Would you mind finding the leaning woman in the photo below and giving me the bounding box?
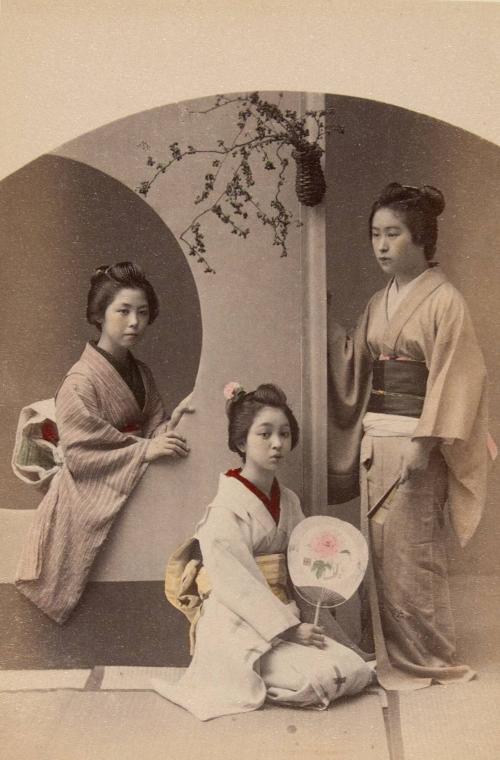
[15,262,193,623]
[153,383,373,721]
[328,184,490,689]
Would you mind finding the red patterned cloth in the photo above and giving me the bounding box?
[225,468,281,525]
[41,420,59,445]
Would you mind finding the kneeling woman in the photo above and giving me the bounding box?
[16,262,193,623]
[153,383,373,721]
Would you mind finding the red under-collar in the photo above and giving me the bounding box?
[225,468,281,525]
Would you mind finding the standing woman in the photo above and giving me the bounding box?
[328,184,490,689]
[16,261,194,624]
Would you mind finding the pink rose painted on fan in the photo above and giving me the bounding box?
[310,531,340,558]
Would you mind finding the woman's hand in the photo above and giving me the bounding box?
[166,392,195,432]
[399,438,437,483]
[144,431,190,462]
[281,623,326,649]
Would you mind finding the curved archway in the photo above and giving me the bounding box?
[0,153,202,511]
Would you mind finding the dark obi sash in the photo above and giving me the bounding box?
[367,359,428,418]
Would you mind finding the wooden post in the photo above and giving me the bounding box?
[300,92,328,515]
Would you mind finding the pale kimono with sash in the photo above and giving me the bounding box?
[15,343,167,623]
[328,267,489,689]
[153,474,372,721]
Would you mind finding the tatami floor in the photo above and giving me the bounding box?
[2,575,499,760]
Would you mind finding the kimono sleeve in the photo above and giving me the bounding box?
[414,288,489,545]
[56,374,150,527]
[415,288,487,441]
[327,300,373,502]
[197,507,300,643]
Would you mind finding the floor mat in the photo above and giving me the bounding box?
[2,687,389,760]
[398,671,500,760]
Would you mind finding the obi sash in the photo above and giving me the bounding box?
[196,553,289,605]
[367,359,428,418]
[164,537,290,653]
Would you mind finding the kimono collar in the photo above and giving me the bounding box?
[206,473,282,534]
[225,468,281,525]
[89,342,146,411]
[381,267,448,356]
[61,343,148,416]
[90,341,134,371]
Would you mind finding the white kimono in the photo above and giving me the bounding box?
[153,474,372,721]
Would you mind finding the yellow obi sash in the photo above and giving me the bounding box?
[164,537,290,653]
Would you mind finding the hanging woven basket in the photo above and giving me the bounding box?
[292,144,326,207]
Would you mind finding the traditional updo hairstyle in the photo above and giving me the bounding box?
[86,261,159,330]
[226,383,300,461]
[368,183,446,261]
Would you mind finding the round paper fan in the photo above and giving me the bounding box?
[287,516,368,623]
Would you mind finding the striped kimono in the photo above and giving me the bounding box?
[15,343,167,623]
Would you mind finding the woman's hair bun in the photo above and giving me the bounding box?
[90,264,110,284]
[377,182,404,203]
[223,383,289,418]
[378,182,444,217]
[420,186,445,216]
[383,182,403,196]
[252,383,288,406]
[89,261,148,286]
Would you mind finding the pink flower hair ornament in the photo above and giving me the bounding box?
[223,382,245,402]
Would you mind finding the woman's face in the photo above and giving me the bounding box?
[99,288,150,356]
[371,207,426,281]
[240,406,292,474]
